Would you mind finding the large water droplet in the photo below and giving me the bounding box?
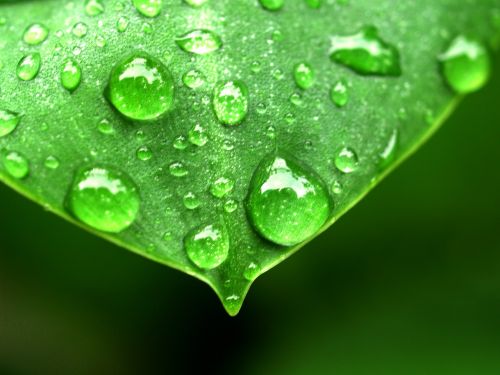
[61,58,82,92]
[133,0,162,17]
[0,109,21,138]
[213,81,249,126]
[293,62,315,89]
[184,223,229,270]
[334,147,358,173]
[246,155,331,246]
[329,26,401,76]
[2,151,29,179]
[176,29,222,55]
[106,53,174,121]
[23,23,48,45]
[17,53,41,81]
[439,35,490,94]
[259,0,284,11]
[67,167,140,233]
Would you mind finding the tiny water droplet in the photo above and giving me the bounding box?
[331,180,342,194]
[439,35,490,94]
[67,167,140,233]
[213,81,249,126]
[256,102,267,114]
[0,109,21,138]
[135,130,146,142]
[259,0,284,11]
[136,145,152,161]
[182,69,205,89]
[210,177,234,198]
[183,192,200,210]
[133,0,162,17]
[72,22,88,38]
[330,79,349,107]
[378,129,398,170]
[188,124,208,146]
[222,140,234,151]
[117,16,129,32]
[246,155,331,246]
[173,135,188,150]
[23,23,48,45]
[272,68,284,80]
[176,29,222,55]
[184,223,229,270]
[289,92,303,106]
[330,26,401,76]
[96,35,107,48]
[97,119,115,134]
[224,199,238,213]
[169,161,188,177]
[250,61,262,73]
[17,53,41,81]
[44,155,60,170]
[184,0,208,7]
[61,58,82,92]
[334,147,358,173]
[2,151,29,179]
[243,262,261,281]
[293,62,315,89]
[106,52,174,120]
[85,0,104,16]
[284,112,296,124]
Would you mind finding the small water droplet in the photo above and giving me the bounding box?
[72,22,88,38]
[259,0,284,11]
[136,145,152,161]
[246,155,331,246]
[67,167,140,233]
[272,68,284,80]
[188,123,208,147]
[184,223,229,270]
[224,199,238,213]
[243,262,261,281]
[334,147,358,173]
[23,23,48,45]
[0,109,21,138]
[439,35,490,94]
[331,180,342,194]
[85,0,104,16]
[222,140,234,151]
[173,135,189,150]
[97,119,115,134]
[184,0,208,7]
[304,0,321,9]
[182,69,205,89]
[133,0,162,17]
[106,52,174,120]
[330,79,349,107]
[61,58,82,92]
[210,177,234,198]
[117,16,129,32]
[183,191,201,210]
[2,151,29,179]
[250,61,262,73]
[256,102,267,114]
[17,53,41,81]
[293,62,315,89]
[330,26,401,76]
[176,29,222,55]
[289,92,303,106]
[169,161,188,177]
[44,155,60,170]
[96,35,107,48]
[378,129,398,170]
[213,81,249,126]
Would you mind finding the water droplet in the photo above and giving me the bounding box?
[135,130,146,142]
[182,69,205,89]
[224,199,238,213]
[289,92,303,106]
[330,79,349,107]
[2,151,29,179]
[44,155,60,170]
[256,102,267,114]
[330,26,401,76]
[173,135,188,150]
[72,22,88,38]
[246,155,331,246]
[304,0,321,9]
[97,119,115,134]
[250,61,262,73]
[61,58,82,92]
[210,177,234,198]
[272,68,284,80]
[136,146,152,161]
[222,140,234,151]
[213,81,249,126]
[169,161,188,177]
[17,53,41,81]
[259,0,284,11]
[96,35,107,48]
[0,109,21,138]
[331,180,342,194]
[183,192,200,210]
[284,112,296,124]
[184,0,208,7]
[243,262,261,281]
[176,29,222,55]
[133,0,162,17]
[67,167,140,233]
[117,16,129,32]
[188,124,208,146]
[23,23,48,45]
[184,223,229,270]
[378,129,398,170]
[293,62,315,89]
[334,147,358,173]
[439,35,490,94]
[85,0,104,16]
[106,53,174,121]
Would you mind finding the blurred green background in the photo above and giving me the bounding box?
[1,59,499,375]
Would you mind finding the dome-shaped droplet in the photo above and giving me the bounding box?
[188,124,208,146]
[293,62,315,89]
[85,0,104,16]
[439,35,490,94]
[117,17,129,32]
[176,29,222,55]
[184,223,229,270]
[0,109,21,138]
[259,0,284,11]
[183,192,200,210]
[330,79,349,107]
[72,22,88,38]
[184,0,208,7]
[133,0,162,17]
[61,58,82,92]
[224,199,238,213]
[173,135,188,150]
[97,119,115,135]
[246,155,331,246]
[182,69,205,89]
[23,23,48,45]
[330,26,401,76]
[334,147,358,173]
[17,53,41,81]
[136,146,152,161]
[106,52,174,121]
[44,155,60,170]
[213,81,249,126]
[2,151,29,179]
[67,166,140,233]
[210,177,234,198]
[169,161,188,177]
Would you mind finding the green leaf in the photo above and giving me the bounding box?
[0,0,499,315]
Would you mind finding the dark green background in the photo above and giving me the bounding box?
[0,60,499,375]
